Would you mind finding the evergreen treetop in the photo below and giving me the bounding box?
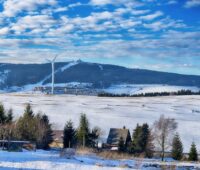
[188,142,198,161]
[63,120,77,148]
[171,133,183,160]
[77,113,90,147]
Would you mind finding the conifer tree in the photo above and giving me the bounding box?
[141,124,154,158]
[188,142,198,161]
[15,104,36,141]
[0,103,6,123]
[145,131,155,158]
[77,113,90,147]
[171,133,183,160]
[140,124,150,152]
[63,120,77,148]
[6,109,13,124]
[130,123,154,157]
[131,124,142,153]
[24,103,34,117]
[88,126,101,147]
[0,104,14,142]
[35,114,54,149]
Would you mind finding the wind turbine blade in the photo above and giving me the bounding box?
[46,59,51,63]
[53,55,58,62]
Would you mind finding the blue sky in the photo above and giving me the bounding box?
[0,0,199,75]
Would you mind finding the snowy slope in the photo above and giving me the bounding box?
[104,84,200,95]
[0,93,200,152]
[38,60,79,85]
[60,60,80,72]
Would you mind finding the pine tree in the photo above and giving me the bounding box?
[5,109,13,124]
[0,104,14,143]
[15,104,36,141]
[188,142,198,161]
[77,113,90,147]
[171,133,183,160]
[24,103,34,117]
[131,124,142,153]
[35,114,54,149]
[118,136,125,152]
[130,123,154,157]
[145,131,155,158]
[63,120,77,148]
[88,126,101,147]
[0,103,6,123]
[16,105,54,149]
[140,124,150,152]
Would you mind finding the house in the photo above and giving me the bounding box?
[107,127,131,150]
[49,130,63,148]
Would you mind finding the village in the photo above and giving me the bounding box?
[0,101,199,169]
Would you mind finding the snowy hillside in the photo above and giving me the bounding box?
[104,84,200,95]
[0,93,200,152]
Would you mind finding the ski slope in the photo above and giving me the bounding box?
[0,93,200,152]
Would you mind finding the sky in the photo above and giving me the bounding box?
[0,0,199,75]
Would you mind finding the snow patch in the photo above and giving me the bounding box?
[60,60,79,72]
[98,65,103,71]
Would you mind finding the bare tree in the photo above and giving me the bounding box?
[153,114,177,161]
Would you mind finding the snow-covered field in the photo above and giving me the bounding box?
[0,150,137,170]
[104,84,200,95]
[0,150,199,170]
[0,93,200,152]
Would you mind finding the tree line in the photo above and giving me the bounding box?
[63,114,101,149]
[0,103,198,162]
[62,113,199,162]
[0,103,53,150]
[98,90,200,97]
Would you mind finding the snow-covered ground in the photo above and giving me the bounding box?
[104,84,200,95]
[0,93,200,152]
[0,150,199,170]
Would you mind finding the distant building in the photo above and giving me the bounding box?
[0,140,36,152]
[107,127,131,150]
[49,130,63,148]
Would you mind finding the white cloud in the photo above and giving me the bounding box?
[90,0,112,6]
[0,27,9,35]
[184,0,200,8]
[10,15,56,34]
[131,9,150,15]
[140,11,163,20]
[1,0,57,17]
[54,7,68,13]
[90,0,143,7]
[143,17,186,31]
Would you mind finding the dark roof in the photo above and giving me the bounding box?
[107,128,130,145]
[0,140,31,144]
[52,130,63,143]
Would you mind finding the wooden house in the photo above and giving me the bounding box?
[107,127,131,150]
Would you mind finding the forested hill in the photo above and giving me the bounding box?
[0,60,200,90]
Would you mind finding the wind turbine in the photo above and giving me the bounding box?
[46,55,58,94]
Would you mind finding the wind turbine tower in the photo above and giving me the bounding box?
[46,55,58,94]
